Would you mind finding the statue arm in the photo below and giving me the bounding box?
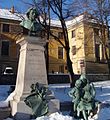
[68,88,76,98]
[90,83,96,98]
[26,8,32,19]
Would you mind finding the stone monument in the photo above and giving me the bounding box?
[10,7,59,120]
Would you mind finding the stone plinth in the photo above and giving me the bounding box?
[10,36,48,120]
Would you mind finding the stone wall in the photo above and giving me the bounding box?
[86,61,109,74]
[48,74,110,84]
[86,74,110,82]
[48,74,70,84]
[0,74,16,85]
[0,74,109,85]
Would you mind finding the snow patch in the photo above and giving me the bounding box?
[0,8,22,21]
[35,112,73,120]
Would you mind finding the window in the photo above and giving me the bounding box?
[95,44,100,62]
[65,66,67,70]
[58,47,63,59]
[59,65,64,73]
[58,32,63,39]
[71,46,76,55]
[1,41,9,56]
[71,30,75,38]
[2,24,9,32]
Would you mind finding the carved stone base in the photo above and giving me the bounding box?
[10,36,60,120]
[10,100,32,120]
[48,99,60,115]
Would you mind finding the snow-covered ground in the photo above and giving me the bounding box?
[1,81,110,120]
[48,81,110,120]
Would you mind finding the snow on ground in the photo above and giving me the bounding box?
[93,81,110,120]
[0,85,10,107]
[49,83,72,102]
[0,85,10,101]
[34,112,73,120]
[49,81,110,120]
[1,81,110,120]
[49,81,110,103]
[93,81,110,103]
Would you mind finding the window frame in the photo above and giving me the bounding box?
[71,45,76,55]
[71,30,75,38]
[95,43,100,62]
[58,46,63,59]
[59,65,64,73]
[2,24,10,32]
[1,40,10,56]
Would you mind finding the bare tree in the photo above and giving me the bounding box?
[24,0,75,84]
[72,0,110,74]
[91,0,110,74]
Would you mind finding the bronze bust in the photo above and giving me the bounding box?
[20,7,43,36]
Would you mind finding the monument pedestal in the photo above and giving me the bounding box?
[10,36,59,120]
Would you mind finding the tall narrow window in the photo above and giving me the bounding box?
[95,44,100,62]
[59,65,64,73]
[71,30,75,38]
[58,32,63,39]
[1,41,9,56]
[71,46,76,55]
[2,24,9,32]
[58,47,63,59]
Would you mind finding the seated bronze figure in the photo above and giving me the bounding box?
[68,74,100,120]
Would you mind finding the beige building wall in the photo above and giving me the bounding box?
[0,10,109,75]
[84,22,109,74]
[0,18,21,74]
[84,23,95,61]
[68,23,85,74]
[68,21,109,74]
[48,32,67,73]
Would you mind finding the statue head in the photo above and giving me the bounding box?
[26,7,39,21]
[20,7,43,35]
[80,74,88,83]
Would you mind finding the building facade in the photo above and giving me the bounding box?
[0,8,109,75]
[48,27,67,74]
[0,8,22,74]
[68,15,109,74]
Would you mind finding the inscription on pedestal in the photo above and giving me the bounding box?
[26,49,47,84]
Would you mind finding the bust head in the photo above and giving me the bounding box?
[20,7,43,36]
[26,7,39,21]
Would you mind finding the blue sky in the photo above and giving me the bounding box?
[0,0,30,13]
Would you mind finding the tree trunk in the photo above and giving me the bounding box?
[104,47,110,74]
[107,59,110,74]
[66,49,75,87]
[45,42,49,79]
